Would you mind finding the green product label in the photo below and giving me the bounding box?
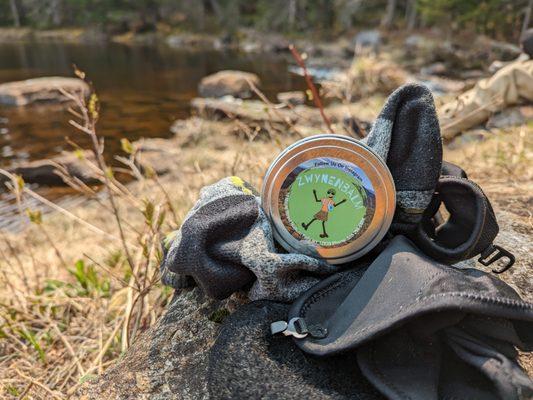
[280,157,376,247]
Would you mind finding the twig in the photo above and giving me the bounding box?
[15,369,64,400]
[289,44,334,134]
[82,253,135,289]
[62,88,138,281]
[50,322,86,376]
[0,169,134,247]
[246,78,304,138]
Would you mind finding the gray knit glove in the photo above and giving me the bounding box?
[364,84,442,232]
[160,177,341,302]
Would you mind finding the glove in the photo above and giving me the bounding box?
[160,176,341,302]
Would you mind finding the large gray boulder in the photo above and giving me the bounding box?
[0,77,89,106]
[198,70,260,99]
[78,210,532,399]
[78,289,242,399]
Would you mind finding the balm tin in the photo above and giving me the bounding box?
[262,134,395,264]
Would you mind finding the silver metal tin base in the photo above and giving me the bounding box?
[261,134,396,264]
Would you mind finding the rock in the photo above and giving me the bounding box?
[415,75,466,96]
[190,97,373,135]
[0,28,32,42]
[459,70,486,80]
[352,30,381,54]
[1,150,98,187]
[481,37,522,61]
[446,129,488,150]
[78,288,244,399]
[78,206,533,399]
[238,29,290,53]
[33,29,86,42]
[288,65,343,82]
[166,33,216,49]
[198,71,260,99]
[277,91,305,106]
[486,106,530,129]
[404,34,424,51]
[0,77,89,106]
[192,97,289,124]
[420,62,447,76]
[493,210,533,303]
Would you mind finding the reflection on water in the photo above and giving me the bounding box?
[0,41,305,167]
[0,41,306,230]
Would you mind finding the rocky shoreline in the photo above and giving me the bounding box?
[1,61,530,191]
[0,26,522,74]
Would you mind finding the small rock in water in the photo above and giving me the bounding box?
[277,91,305,106]
[0,77,89,106]
[1,150,98,187]
[198,70,261,99]
[166,33,215,49]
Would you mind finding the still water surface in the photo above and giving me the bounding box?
[0,41,305,230]
[0,41,305,167]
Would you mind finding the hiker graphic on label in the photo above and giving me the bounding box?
[302,188,347,238]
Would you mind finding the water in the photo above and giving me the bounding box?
[0,41,305,167]
[0,41,306,230]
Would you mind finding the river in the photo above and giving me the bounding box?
[0,41,305,167]
[0,41,306,230]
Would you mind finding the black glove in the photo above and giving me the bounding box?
[282,236,532,400]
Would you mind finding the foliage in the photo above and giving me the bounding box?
[417,0,530,40]
[0,0,529,41]
[68,260,111,298]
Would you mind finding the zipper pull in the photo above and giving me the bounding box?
[270,317,309,339]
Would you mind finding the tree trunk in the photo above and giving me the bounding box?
[209,0,224,25]
[9,0,21,27]
[288,0,297,31]
[406,0,417,31]
[336,0,364,30]
[380,0,397,28]
[522,0,533,37]
[50,0,62,26]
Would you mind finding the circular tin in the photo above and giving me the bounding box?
[262,134,395,264]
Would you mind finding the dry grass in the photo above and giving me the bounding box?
[0,77,312,398]
[321,54,408,102]
[0,73,531,398]
[445,124,532,224]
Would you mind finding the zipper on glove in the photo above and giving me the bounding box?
[270,317,327,339]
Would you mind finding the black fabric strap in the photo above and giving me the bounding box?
[410,162,514,272]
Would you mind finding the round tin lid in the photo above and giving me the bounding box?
[262,134,395,264]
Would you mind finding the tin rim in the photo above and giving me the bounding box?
[262,134,396,264]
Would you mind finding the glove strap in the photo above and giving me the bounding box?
[412,162,514,272]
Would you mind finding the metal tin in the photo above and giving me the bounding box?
[261,134,395,264]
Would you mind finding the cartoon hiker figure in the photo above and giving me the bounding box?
[302,188,347,238]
